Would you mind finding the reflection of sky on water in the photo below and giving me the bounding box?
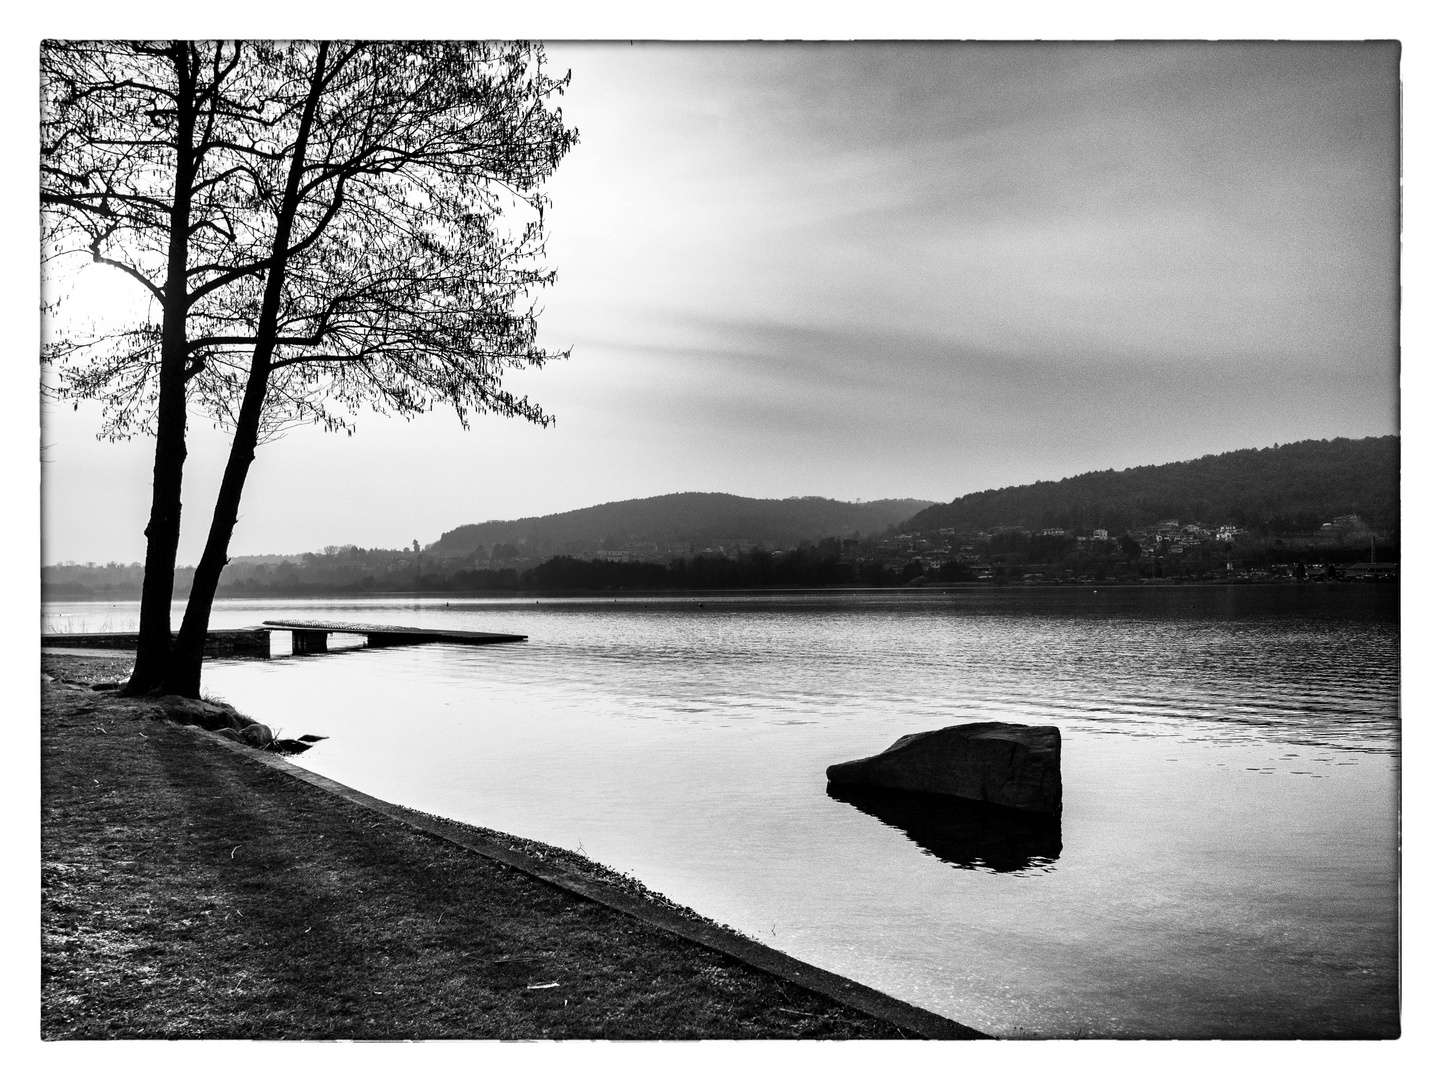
[43,586,1398,762]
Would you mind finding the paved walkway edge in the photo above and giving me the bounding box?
[201,730,988,1040]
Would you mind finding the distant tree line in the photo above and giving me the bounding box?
[46,545,954,598]
[45,534,1397,601]
[300,547,951,594]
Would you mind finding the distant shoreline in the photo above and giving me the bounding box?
[41,577,1401,604]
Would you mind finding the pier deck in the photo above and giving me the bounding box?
[261,619,526,654]
[42,621,526,658]
[41,628,271,658]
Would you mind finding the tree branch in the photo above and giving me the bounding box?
[89,241,166,304]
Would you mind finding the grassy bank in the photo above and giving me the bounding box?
[41,653,956,1040]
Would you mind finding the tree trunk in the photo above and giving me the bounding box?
[163,363,269,698]
[124,44,197,696]
[164,43,329,699]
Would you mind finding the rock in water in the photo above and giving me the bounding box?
[826,722,1061,815]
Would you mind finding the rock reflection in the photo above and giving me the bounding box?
[827,784,1062,873]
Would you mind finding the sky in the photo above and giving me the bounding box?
[39,40,1401,565]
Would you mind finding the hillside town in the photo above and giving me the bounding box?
[866,513,1396,584]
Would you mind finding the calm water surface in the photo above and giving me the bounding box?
[44,585,1399,1037]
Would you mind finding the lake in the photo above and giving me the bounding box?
[42,584,1400,1038]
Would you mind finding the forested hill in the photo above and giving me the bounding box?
[903,436,1399,537]
[430,493,934,557]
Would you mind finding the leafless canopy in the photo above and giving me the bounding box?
[42,40,578,441]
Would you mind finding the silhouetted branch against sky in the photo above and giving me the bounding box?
[44,41,577,441]
[43,41,265,438]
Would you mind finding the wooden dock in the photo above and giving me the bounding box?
[261,620,526,654]
[43,621,525,658]
[41,629,272,658]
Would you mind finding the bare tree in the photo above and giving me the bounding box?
[162,41,576,696]
[42,41,576,697]
[42,41,287,693]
